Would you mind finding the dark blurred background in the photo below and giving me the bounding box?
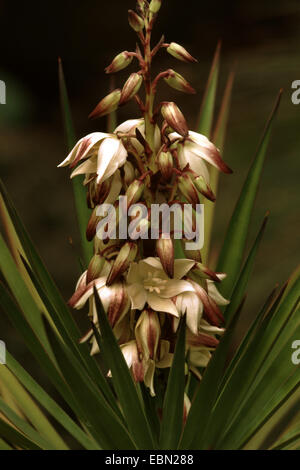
[0,0,300,354]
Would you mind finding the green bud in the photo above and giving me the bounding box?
[136,0,149,16]
[192,262,220,283]
[164,69,196,94]
[125,179,145,208]
[181,239,202,262]
[177,174,200,204]
[156,236,174,278]
[106,242,138,285]
[120,73,143,105]
[105,51,133,74]
[157,150,173,180]
[123,161,136,187]
[128,9,144,32]
[194,175,216,202]
[167,42,197,63]
[86,254,105,283]
[88,89,121,119]
[149,0,161,13]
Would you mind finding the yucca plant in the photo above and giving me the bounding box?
[0,0,299,451]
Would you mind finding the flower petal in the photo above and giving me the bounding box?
[114,118,143,134]
[97,137,127,183]
[127,283,147,310]
[178,143,210,182]
[189,348,211,367]
[144,360,156,396]
[160,279,195,298]
[207,282,230,306]
[68,277,107,309]
[70,155,97,179]
[174,259,195,279]
[127,262,141,284]
[147,292,179,317]
[188,132,232,174]
[156,340,173,368]
[58,132,108,168]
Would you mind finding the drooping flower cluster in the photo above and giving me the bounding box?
[59,0,231,397]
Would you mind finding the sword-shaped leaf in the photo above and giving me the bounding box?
[93,287,155,450]
[58,58,92,266]
[160,318,186,449]
[217,90,282,297]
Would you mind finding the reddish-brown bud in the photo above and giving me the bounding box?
[86,206,100,241]
[156,236,174,278]
[135,310,161,360]
[192,262,220,283]
[161,102,189,137]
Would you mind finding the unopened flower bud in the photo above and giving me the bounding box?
[194,176,216,202]
[121,340,146,383]
[94,237,121,258]
[106,242,138,285]
[105,51,133,74]
[86,206,100,241]
[130,215,150,239]
[167,42,197,63]
[107,282,130,328]
[125,179,145,208]
[192,262,220,283]
[156,236,174,278]
[164,69,196,94]
[177,173,200,205]
[135,310,161,360]
[86,254,105,283]
[136,0,149,16]
[120,73,143,105]
[181,240,202,262]
[123,161,136,187]
[161,102,189,137]
[157,150,173,180]
[128,10,144,32]
[89,89,121,119]
[149,0,161,13]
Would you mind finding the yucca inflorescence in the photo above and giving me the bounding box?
[0,0,299,452]
[59,0,232,397]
